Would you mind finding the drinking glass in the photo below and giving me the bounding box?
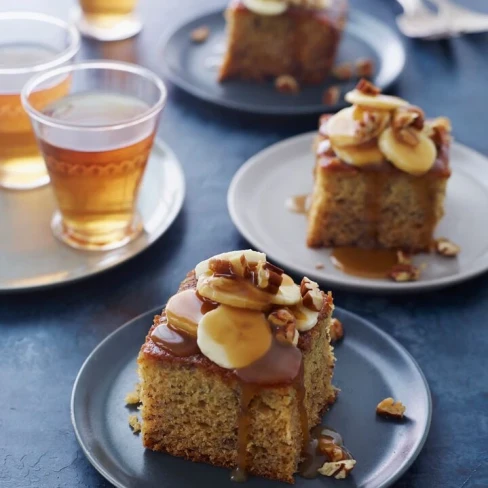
[22,61,167,251]
[0,12,80,190]
[75,0,142,41]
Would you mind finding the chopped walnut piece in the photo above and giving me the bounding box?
[190,26,210,43]
[300,277,323,311]
[355,57,375,78]
[318,460,356,479]
[392,106,425,131]
[332,62,353,81]
[272,310,297,345]
[128,414,141,433]
[322,85,341,105]
[255,261,284,294]
[355,78,381,96]
[329,318,344,343]
[268,308,295,328]
[388,263,421,282]
[275,75,300,94]
[435,238,460,257]
[125,384,141,405]
[376,397,406,419]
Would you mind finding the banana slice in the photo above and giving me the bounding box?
[270,274,301,307]
[326,107,390,148]
[197,273,271,311]
[379,127,437,175]
[195,250,265,278]
[333,141,385,167]
[165,289,208,337]
[243,0,288,15]
[197,305,272,369]
[290,304,320,332]
[345,90,408,111]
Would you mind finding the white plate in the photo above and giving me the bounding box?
[0,139,185,292]
[228,132,488,292]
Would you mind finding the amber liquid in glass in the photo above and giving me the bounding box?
[0,44,70,189]
[39,92,155,250]
[80,0,137,26]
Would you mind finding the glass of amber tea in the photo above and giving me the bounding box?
[76,0,142,41]
[22,61,167,251]
[0,12,80,190]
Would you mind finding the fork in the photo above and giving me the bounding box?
[430,0,488,35]
[396,0,457,39]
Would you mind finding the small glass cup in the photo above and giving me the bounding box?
[22,61,167,251]
[75,0,142,41]
[0,12,80,190]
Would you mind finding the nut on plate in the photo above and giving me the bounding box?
[318,459,356,479]
[435,238,460,257]
[376,397,406,419]
[275,75,300,94]
[329,318,344,343]
[388,263,421,282]
[323,85,341,105]
[190,26,210,43]
[355,57,375,78]
[332,62,354,81]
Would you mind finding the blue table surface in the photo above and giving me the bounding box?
[1,0,487,487]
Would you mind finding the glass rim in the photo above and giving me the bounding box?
[21,61,168,132]
[0,11,80,75]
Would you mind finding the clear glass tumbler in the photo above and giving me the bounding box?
[75,0,142,41]
[22,61,167,251]
[0,12,80,190]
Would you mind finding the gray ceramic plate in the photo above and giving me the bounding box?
[159,9,406,115]
[228,132,488,293]
[71,306,431,488]
[0,140,185,292]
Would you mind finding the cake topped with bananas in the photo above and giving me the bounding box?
[242,0,330,16]
[319,79,452,176]
[152,250,331,371]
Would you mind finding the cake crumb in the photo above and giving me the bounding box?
[125,384,141,405]
[332,62,353,81]
[435,238,460,257]
[376,397,406,419]
[322,85,340,105]
[318,459,356,479]
[128,414,141,433]
[275,75,300,94]
[330,318,344,343]
[315,262,325,270]
[355,58,375,78]
[190,26,210,43]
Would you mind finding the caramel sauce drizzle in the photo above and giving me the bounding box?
[151,320,200,357]
[331,247,399,279]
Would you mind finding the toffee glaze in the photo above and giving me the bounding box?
[151,321,200,357]
[331,247,398,279]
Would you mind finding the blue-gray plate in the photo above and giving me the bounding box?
[158,9,406,115]
[71,307,431,488]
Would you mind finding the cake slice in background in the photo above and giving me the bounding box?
[138,250,344,483]
[307,79,452,251]
[219,0,348,84]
